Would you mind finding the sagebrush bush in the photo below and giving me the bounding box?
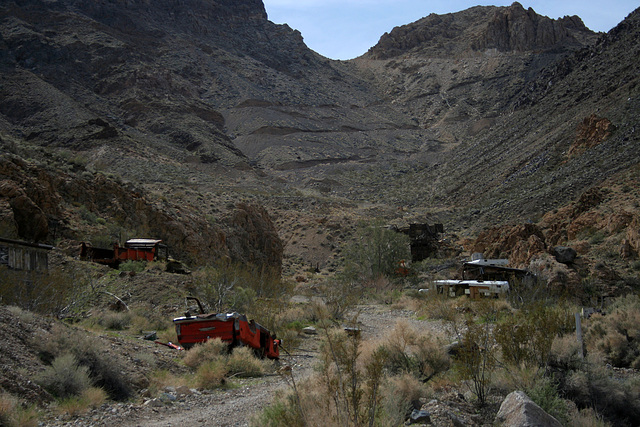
[569,407,611,427]
[36,354,91,399]
[33,324,132,401]
[549,333,583,370]
[99,311,132,330]
[585,294,640,369]
[382,320,450,382]
[561,353,640,426]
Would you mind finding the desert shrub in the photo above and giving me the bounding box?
[182,338,228,369]
[381,373,425,425]
[99,311,132,330]
[118,260,146,273]
[585,294,640,368]
[526,376,569,425]
[569,407,611,427]
[226,346,267,377]
[454,313,496,405]
[36,354,92,398]
[318,279,363,320]
[0,266,89,317]
[191,262,290,314]
[55,387,107,416]
[250,392,304,427]
[340,220,410,282]
[560,354,640,426]
[549,333,584,370]
[495,301,573,369]
[33,324,132,401]
[382,320,450,382]
[131,304,173,332]
[189,265,297,353]
[194,359,228,389]
[0,394,38,427]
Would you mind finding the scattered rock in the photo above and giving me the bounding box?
[408,409,431,424]
[302,326,317,335]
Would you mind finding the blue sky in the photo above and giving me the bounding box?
[262,0,639,60]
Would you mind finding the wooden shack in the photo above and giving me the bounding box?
[0,237,54,272]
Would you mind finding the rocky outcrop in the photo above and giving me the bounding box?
[495,391,562,427]
[225,203,283,274]
[476,2,589,52]
[0,155,282,269]
[568,115,616,157]
[471,223,546,267]
[366,2,594,59]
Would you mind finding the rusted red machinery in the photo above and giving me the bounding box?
[81,238,167,267]
[172,297,280,359]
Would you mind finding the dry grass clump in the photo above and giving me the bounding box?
[182,338,271,389]
[0,394,38,427]
[195,360,229,389]
[381,373,426,426]
[226,346,267,377]
[182,338,228,369]
[55,387,107,416]
[568,407,611,427]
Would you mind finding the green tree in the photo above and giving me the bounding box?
[341,221,410,282]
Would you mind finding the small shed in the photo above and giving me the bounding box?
[0,237,54,272]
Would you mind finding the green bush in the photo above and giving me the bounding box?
[340,220,410,282]
[495,302,573,369]
[118,260,146,273]
[526,377,569,425]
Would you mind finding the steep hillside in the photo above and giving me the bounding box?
[402,6,640,231]
[0,0,638,272]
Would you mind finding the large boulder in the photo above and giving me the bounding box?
[495,391,562,427]
[553,246,577,264]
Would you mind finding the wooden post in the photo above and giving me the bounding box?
[575,312,584,360]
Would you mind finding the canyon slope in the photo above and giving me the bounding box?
[0,0,639,270]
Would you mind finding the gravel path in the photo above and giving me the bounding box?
[43,304,452,426]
